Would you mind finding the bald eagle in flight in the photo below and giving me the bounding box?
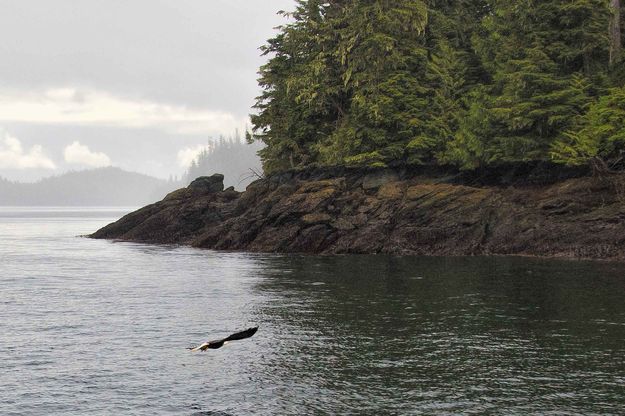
[188,327,258,351]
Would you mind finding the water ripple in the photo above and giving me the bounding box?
[1,210,625,414]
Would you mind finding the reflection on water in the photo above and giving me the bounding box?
[1,208,624,414]
[252,256,625,414]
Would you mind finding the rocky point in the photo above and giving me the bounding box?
[91,166,625,261]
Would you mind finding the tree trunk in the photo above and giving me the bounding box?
[610,0,622,65]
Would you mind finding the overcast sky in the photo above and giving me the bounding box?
[0,0,294,181]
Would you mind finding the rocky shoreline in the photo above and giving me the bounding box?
[90,165,625,261]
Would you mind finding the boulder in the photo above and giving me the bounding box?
[188,174,225,193]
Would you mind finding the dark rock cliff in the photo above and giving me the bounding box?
[90,166,625,261]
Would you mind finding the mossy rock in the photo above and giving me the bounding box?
[377,182,404,199]
[301,213,332,225]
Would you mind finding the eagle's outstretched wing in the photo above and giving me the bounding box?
[188,327,258,352]
[223,327,258,342]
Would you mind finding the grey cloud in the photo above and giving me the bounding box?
[0,0,293,115]
[0,0,294,182]
[0,0,294,180]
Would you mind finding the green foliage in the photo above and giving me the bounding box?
[551,86,625,167]
[489,56,593,161]
[460,0,608,164]
[320,0,430,166]
[251,1,334,172]
[440,89,493,169]
[251,0,623,173]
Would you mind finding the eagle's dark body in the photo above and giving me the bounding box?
[188,327,258,351]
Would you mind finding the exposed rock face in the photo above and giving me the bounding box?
[91,166,625,261]
[187,174,225,193]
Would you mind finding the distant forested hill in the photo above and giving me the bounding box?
[184,132,264,189]
[0,167,180,206]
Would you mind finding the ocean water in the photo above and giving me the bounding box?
[1,207,625,415]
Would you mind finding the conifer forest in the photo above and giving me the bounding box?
[250,0,625,174]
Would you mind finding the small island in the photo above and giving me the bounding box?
[93,1,625,261]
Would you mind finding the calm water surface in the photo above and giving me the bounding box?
[1,207,625,415]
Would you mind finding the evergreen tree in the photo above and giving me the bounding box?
[440,88,494,169]
[316,0,430,167]
[551,86,625,171]
[420,0,491,168]
[251,0,336,172]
